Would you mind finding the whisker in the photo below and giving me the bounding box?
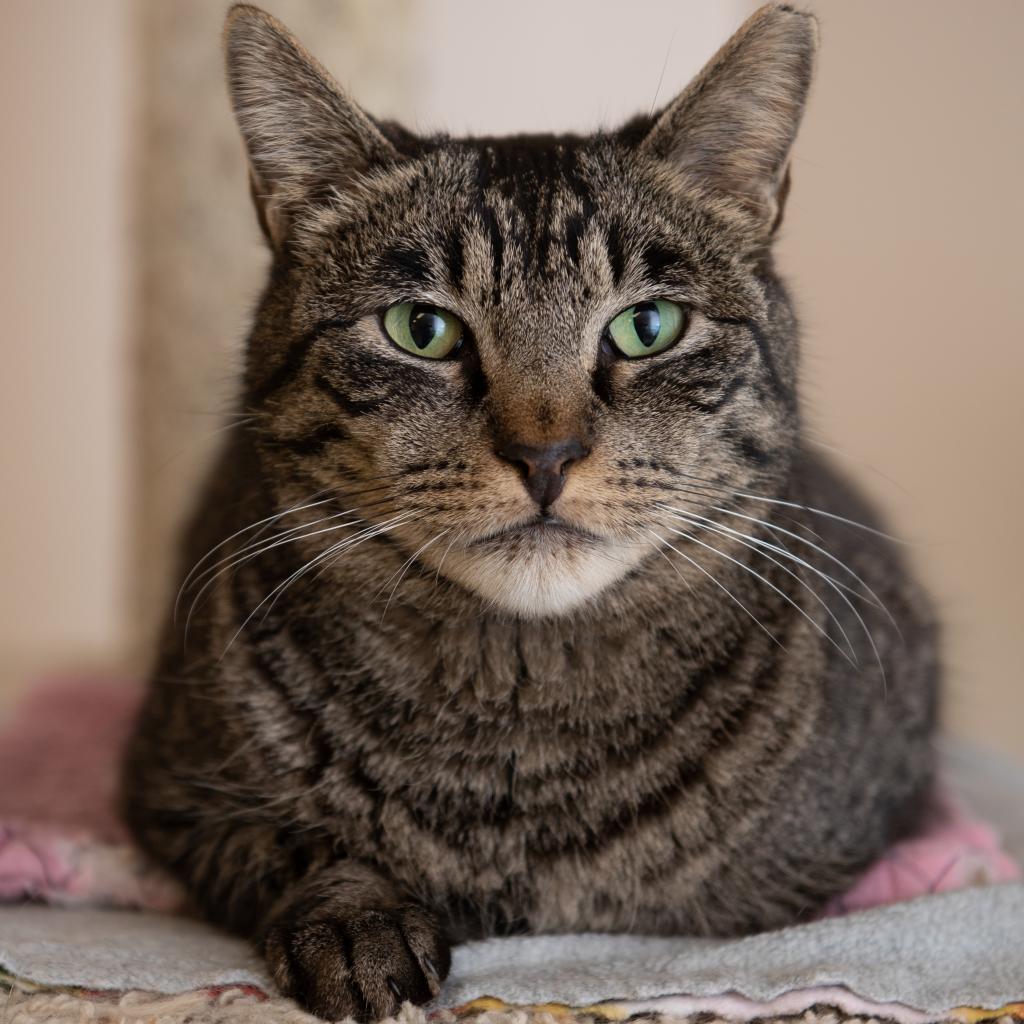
[646,462,903,543]
[184,513,369,642]
[177,466,420,614]
[263,509,418,617]
[642,529,698,599]
[655,502,889,692]
[221,511,417,659]
[433,530,463,586]
[180,485,411,643]
[181,488,403,605]
[647,529,784,649]
[734,490,903,543]
[657,520,856,667]
[706,502,901,637]
[378,528,452,621]
[655,504,859,664]
[650,479,899,637]
[174,492,339,621]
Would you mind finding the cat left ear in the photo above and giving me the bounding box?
[640,3,817,237]
[224,4,399,249]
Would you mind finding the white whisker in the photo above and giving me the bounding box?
[655,505,858,666]
[184,513,365,642]
[647,529,784,649]
[174,492,339,622]
[220,511,417,660]
[379,528,452,621]
[657,520,853,666]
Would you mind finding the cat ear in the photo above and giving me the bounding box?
[223,4,399,248]
[639,3,817,236]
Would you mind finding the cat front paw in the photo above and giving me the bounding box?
[264,903,450,1022]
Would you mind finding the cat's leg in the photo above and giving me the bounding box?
[126,808,450,1022]
[263,859,450,1022]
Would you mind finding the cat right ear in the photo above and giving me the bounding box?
[224,4,398,249]
[639,3,817,238]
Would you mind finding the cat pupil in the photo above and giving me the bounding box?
[633,302,660,347]
[410,305,443,349]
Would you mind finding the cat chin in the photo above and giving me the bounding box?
[436,539,647,618]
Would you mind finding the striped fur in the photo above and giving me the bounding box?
[123,5,939,1022]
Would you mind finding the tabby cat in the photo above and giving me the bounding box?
[123,4,939,1021]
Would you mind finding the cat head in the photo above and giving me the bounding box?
[224,3,817,618]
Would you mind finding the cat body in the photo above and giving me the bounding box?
[124,5,939,1021]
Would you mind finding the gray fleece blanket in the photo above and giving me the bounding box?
[1,885,1022,1021]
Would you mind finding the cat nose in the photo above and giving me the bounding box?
[496,437,590,509]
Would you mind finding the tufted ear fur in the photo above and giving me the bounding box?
[640,3,817,236]
[223,4,399,248]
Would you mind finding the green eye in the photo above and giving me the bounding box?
[382,302,464,359]
[607,300,686,358]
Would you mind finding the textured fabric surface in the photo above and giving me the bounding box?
[2,885,1024,1016]
[8,988,1002,1024]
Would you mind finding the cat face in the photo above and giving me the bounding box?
[227,4,816,616]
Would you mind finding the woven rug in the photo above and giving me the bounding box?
[9,989,1017,1024]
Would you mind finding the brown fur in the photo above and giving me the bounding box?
[123,5,939,1022]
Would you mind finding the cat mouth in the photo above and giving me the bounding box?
[472,515,601,547]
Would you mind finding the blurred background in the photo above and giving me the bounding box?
[1,1,1021,762]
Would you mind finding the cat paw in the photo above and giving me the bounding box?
[264,903,450,1022]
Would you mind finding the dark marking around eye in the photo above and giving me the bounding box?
[314,374,386,417]
[632,356,750,413]
[605,220,627,287]
[269,423,350,457]
[591,336,617,406]
[686,373,748,413]
[708,315,794,409]
[459,338,488,405]
[248,316,356,406]
[735,433,773,467]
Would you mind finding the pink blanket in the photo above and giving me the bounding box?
[0,678,1018,916]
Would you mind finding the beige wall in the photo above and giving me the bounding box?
[0,0,132,697]
[408,0,750,135]
[779,0,1024,760]
[1,2,1021,759]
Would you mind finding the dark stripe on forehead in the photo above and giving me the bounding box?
[444,227,465,292]
[470,136,598,289]
[640,240,691,282]
[563,178,597,268]
[378,244,433,289]
[606,220,627,286]
[564,213,586,266]
[478,202,504,306]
